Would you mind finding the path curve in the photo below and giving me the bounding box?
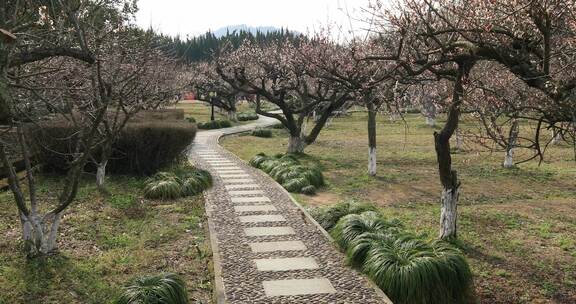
[189,116,391,304]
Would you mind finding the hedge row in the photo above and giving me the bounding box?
[29,119,196,176]
[309,201,474,304]
[249,153,323,194]
[237,112,259,121]
[197,120,232,129]
[251,128,272,138]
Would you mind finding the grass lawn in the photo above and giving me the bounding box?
[0,175,213,304]
[222,112,576,303]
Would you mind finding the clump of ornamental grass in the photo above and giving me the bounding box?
[308,202,475,304]
[249,153,323,194]
[251,128,272,138]
[117,272,188,304]
[308,200,379,231]
[237,112,259,121]
[144,166,212,200]
[197,120,232,129]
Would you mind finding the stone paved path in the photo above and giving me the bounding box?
[189,116,391,304]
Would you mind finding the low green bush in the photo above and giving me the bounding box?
[309,202,474,304]
[197,120,232,129]
[186,117,196,123]
[117,272,188,304]
[143,166,212,200]
[249,153,324,194]
[237,112,259,121]
[270,123,285,129]
[251,128,272,138]
[307,201,378,231]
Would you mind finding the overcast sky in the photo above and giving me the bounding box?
[134,0,373,38]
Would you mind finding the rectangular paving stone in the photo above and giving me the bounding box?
[220,174,251,178]
[231,196,270,203]
[249,240,306,253]
[223,178,255,184]
[210,164,237,167]
[239,214,285,223]
[244,226,296,236]
[215,170,245,174]
[254,257,318,271]
[234,205,277,213]
[225,184,260,190]
[262,278,336,296]
[228,190,264,196]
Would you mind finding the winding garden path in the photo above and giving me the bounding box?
[189,116,391,304]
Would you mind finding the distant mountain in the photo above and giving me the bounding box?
[212,24,297,37]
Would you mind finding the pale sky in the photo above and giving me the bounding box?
[134,0,373,38]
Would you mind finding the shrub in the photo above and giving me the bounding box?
[237,112,259,121]
[249,153,324,194]
[270,123,285,129]
[251,128,272,138]
[110,122,196,175]
[130,109,185,122]
[330,211,402,249]
[29,119,196,176]
[143,166,212,200]
[197,120,232,129]
[117,273,188,304]
[308,201,378,231]
[186,117,196,123]
[363,235,473,304]
[144,172,182,200]
[308,202,474,304]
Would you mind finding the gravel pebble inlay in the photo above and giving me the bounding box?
[190,119,390,303]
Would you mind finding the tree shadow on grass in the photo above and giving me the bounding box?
[22,254,116,303]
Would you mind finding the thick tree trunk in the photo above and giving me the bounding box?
[20,212,62,256]
[503,119,519,168]
[367,102,377,176]
[287,135,306,154]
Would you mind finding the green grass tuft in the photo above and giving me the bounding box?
[363,235,473,304]
[237,113,259,121]
[117,272,188,304]
[249,153,323,193]
[251,128,272,138]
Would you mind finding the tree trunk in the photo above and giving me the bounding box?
[96,143,112,194]
[455,128,463,152]
[435,62,470,240]
[503,119,519,168]
[439,185,459,239]
[367,102,377,176]
[21,212,62,257]
[551,129,562,145]
[227,109,237,122]
[287,135,305,154]
[96,160,108,188]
